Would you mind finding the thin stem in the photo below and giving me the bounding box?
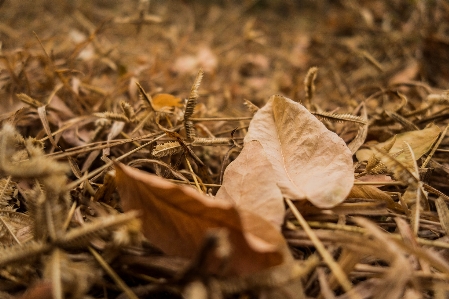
[62,202,77,232]
[65,134,164,190]
[353,181,404,186]
[88,246,139,299]
[189,117,253,122]
[185,157,202,193]
[167,179,221,188]
[422,124,449,168]
[285,198,359,299]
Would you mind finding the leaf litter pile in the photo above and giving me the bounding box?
[1,1,449,298]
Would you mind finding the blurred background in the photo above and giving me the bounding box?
[1,0,448,117]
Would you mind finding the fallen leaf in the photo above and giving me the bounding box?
[348,184,401,211]
[152,93,183,110]
[114,162,291,276]
[244,95,354,208]
[172,46,217,75]
[356,124,441,163]
[216,140,285,230]
[172,55,198,75]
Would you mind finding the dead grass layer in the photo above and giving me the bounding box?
[1,0,449,298]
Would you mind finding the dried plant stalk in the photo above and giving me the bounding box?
[303,66,318,108]
[192,137,233,146]
[348,103,368,154]
[427,91,449,105]
[422,124,448,168]
[184,69,204,141]
[312,111,368,125]
[0,177,14,206]
[385,110,418,131]
[152,141,183,158]
[17,93,44,108]
[136,82,156,112]
[120,101,136,121]
[285,198,355,295]
[243,99,259,114]
[372,143,418,185]
[94,112,129,123]
[0,241,51,267]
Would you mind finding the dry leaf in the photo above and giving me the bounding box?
[216,140,285,229]
[172,46,217,74]
[152,93,183,110]
[244,95,353,208]
[356,124,441,162]
[114,162,291,276]
[348,184,401,211]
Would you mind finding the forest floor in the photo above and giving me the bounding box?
[1,1,449,298]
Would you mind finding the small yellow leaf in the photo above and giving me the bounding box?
[356,124,441,162]
[152,93,183,110]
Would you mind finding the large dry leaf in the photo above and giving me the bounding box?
[216,140,284,229]
[114,163,291,276]
[356,123,441,162]
[244,95,353,208]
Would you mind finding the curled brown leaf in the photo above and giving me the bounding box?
[114,162,291,276]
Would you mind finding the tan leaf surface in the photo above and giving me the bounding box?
[216,140,284,229]
[244,95,354,208]
[356,124,441,162]
[114,162,290,276]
